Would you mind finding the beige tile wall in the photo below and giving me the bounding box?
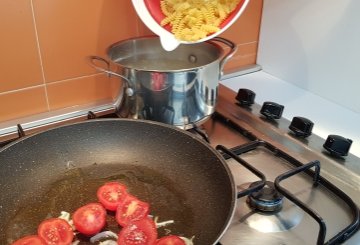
[0,0,263,123]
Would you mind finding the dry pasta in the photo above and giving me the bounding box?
[160,0,241,41]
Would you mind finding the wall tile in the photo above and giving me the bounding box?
[0,0,43,93]
[224,42,258,71]
[135,15,154,36]
[32,0,139,83]
[0,87,48,122]
[220,0,263,44]
[225,54,257,71]
[47,74,121,110]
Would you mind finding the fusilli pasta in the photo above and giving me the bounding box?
[160,0,241,41]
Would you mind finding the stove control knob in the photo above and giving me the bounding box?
[236,88,256,106]
[260,101,284,119]
[289,116,314,137]
[323,135,352,157]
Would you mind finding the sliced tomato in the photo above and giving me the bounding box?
[156,235,186,245]
[115,194,150,227]
[38,218,74,245]
[12,235,46,245]
[117,217,158,245]
[97,182,128,211]
[73,202,106,236]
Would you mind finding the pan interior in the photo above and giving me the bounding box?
[0,119,235,244]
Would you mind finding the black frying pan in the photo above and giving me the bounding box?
[0,119,236,244]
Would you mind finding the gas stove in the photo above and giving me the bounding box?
[200,85,360,244]
[0,79,359,244]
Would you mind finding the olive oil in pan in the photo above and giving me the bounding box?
[5,163,194,243]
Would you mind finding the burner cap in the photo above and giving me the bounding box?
[247,181,284,212]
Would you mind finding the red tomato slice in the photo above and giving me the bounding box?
[117,217,158,245]
[115,194,150,227]
[12,235,46,245]
[38,218,74,245]
[156,235,186,245]
[97,182,128,211]
[73,202,107,236]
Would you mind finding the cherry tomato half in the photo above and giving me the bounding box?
[12,235,46,245]
[115,194,150,227]
[97,182,128,211]
[117,217,158,245]
[156,235,186,245]
[73,202,107,236]
[38,218,74,245]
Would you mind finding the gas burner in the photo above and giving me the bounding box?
[224,182,305,237]
[247,181,284,212]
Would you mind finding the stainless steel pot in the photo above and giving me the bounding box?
[90,36,236,129]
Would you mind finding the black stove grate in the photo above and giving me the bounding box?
[215,114,360,245]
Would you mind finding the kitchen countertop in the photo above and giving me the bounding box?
[221,70,360,158]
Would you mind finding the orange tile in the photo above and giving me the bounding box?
[137,21,155,36]
[217,41,258,69]
[220,41,258,54]
[238,42,259,54]
[32,0,139,83]
[47,74,122,110]
[221,0,263,44]
[224,54,257,72]
[136,15,155,36]
[0,87,48,122]
[0,0,43,93]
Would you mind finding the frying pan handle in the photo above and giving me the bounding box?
[88,56,133,111]
[211,37,237,76]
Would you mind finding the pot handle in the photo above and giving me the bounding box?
[88,56,131,82]
[211,37,237,76]
[88,56,133,111]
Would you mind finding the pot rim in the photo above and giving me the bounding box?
[106,35,226,73]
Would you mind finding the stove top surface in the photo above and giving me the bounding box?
[200,85,360,244]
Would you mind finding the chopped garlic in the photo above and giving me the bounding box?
[156,220,175,228]
[58,211,75,230]
[58,211,71,222]
[180,236,195,245]
[154,216,175,228]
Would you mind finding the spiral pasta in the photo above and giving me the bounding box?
[160,0,241,41]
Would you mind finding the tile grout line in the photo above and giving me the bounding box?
[0,73,102,96]
[30,0,50,110]
[233,53,258,58]
[237,41,258,46]
[0,84,45,96]
[47,73,102,85]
